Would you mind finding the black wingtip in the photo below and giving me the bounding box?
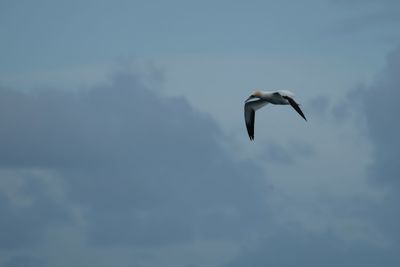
[284,96,307,122]
[248,134,254,141]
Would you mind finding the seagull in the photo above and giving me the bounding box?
[244,90,307,140]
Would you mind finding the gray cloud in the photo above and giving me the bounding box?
[227,224,398,267]
[330,85,365,123]
[262,140,315,164]
[4,46,400,266]
[356,45,400,246]
[306,95,331,120]
[361,46,400,187]
[0,171,72,250]
[2,255,46,267]
[0,69,270,260]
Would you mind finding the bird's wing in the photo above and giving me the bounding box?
[277,90,294,98]
[283,96,307,121]
[244,100,268,140]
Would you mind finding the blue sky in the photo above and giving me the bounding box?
[1,1,400,266]
[1,0,397,71]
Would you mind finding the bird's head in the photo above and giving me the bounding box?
[245,90,262,102]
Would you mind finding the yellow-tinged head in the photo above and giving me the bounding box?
[245,90,262,102]
[251,90,262,98]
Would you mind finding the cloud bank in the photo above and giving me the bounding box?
[0,69,271,266]
[2,44,400,266]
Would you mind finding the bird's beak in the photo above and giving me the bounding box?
[245,96,254,103]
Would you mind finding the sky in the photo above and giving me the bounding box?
[0,0,400,266]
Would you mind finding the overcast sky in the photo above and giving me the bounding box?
[1,1,400,266]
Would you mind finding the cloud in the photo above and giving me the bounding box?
[4,47,400,266]
[306,95,331,120]
[2,255,46,267]
[361,46,400,187]
[355,45,400,247]
[329,85,366,124]
[0,170,72,250]
[0,68,270,260]
[226,224,398,267]
[261,140,315,165]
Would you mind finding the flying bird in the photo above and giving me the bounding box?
[244,90,307,140]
